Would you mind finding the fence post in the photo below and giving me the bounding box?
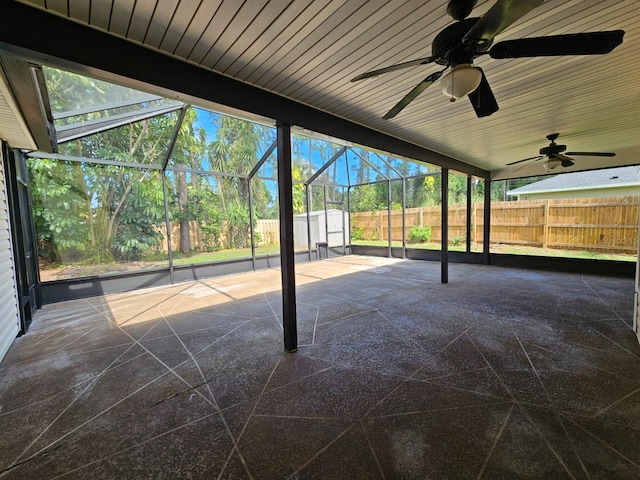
[543,199,550,249]
[419,207,423,227]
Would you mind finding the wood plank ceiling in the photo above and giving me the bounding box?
[14,0,640,179]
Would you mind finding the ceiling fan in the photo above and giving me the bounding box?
[506,133,616,171]
[351,0,625,120]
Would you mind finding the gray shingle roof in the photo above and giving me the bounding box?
[507,166,640,195]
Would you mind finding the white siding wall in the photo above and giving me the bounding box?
[0,148,20,363]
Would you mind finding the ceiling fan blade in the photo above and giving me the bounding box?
[462,0,543,46]
[489,30,625,59]
[554,153,575,167]
[506,155,543,166]
[351,56,436,82]
[564,151,616,157]
[513,156,544,173]
[468,68,499,118]
[383,70,445,120]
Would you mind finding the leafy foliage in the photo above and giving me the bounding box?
[350,184,385,212]
[408,225,432,243]
[29,157,167,263]
[30,159,91,261]
[34,68,487,275]
[450,234,466,246]
[350,224,366,241]
[31,71,281,271]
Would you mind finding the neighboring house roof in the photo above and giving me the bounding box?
[507,166,640,196]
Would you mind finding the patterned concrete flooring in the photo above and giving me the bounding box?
[0,256,639,479]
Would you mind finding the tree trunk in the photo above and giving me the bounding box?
[176,170,190,253]
[217,176,226,214]
[75,143,96,247]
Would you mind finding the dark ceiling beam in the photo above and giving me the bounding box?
[0,1,488,178]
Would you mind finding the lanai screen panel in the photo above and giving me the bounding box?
[45,67,182,144]
[56,109,179,166]
[167,107,276,173]
[166,107,279,261]
[28,160,168,280]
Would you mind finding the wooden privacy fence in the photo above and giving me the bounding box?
[159,219,280,252]
[351,196,639,254]
[255,219,279,245]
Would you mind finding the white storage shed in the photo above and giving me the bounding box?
[293,209,349,249]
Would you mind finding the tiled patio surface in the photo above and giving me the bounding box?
[1,256,639,479]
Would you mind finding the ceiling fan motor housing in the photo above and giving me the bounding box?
[447,0,478,21]
[431,18,492,66]
[539,144,567,155]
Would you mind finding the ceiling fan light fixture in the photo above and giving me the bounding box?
[543,158,562,170]
[440,64,482,101]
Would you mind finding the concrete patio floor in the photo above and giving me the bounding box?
[1,255,639,479]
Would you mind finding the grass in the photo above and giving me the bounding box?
[351,240,637,262]
[40,241,636,282]
[40,244,285,281]
[171,244,282,265]
[351,240,473,252]
[490,244,636,262]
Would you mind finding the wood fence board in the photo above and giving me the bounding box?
[351,195,639,254]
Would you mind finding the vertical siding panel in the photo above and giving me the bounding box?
[0,151,21,363]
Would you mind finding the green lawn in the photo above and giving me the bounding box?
[171,244,282,265]
[490,244,636,262]
[41,240,636,282]
[351,240,473,252]
[351,240,636,262]
[41,244,285,281]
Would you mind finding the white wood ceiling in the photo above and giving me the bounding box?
[16,0,640,179]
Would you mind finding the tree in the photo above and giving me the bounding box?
[204,115,273,248]
[291,163,309,215]
[350,184,385,212]
[290,134,343,213]
[170,109,209,252]
[30,69,177,264]
[29,155,168,263]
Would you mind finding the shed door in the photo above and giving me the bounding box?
[0,148,20,362]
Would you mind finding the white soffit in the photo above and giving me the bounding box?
[0,66,37,150]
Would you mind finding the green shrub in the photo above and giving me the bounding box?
[408,225,432,243]
[351,224,365,241]
[450,234,465,246]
